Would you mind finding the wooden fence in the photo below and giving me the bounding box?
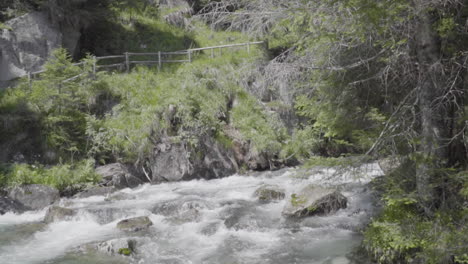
[26,41,265,87]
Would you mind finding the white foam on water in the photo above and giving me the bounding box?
[0,220,117,264]
[0,162,384,264]
[0,209,47,226]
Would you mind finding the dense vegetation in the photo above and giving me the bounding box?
[1,0,468,262]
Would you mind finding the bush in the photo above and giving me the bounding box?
[2,159,100,191]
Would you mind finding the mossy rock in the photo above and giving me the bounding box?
[254,185,285,203]
[282,184,347,218]
[116,216,153,232]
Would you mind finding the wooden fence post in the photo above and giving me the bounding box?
[27,72,32,90]
[158,51,162,71]
[263,40,269,50]
[92,56,97,78]
[188,50,192,63]
[125,52,130,73]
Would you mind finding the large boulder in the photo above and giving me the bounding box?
[0,11,82,82]
[117,216,153,232]
[8,184,60,210]
[96,163,145,189]
[0,12,61,81]
[253,185,285,203]
[282,185,348,218]
[43,206,76,223]
[0,195,27,215]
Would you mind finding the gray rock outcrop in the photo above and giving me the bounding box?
[96,163,145,189]
[282,185,348,218]
[0,11,82,81]
[8,184,60,210]
[0,12,61,81]
[150,134,238,182]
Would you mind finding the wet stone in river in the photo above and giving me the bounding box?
[117,216,153,232]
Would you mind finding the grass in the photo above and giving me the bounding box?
[0,159,100,191]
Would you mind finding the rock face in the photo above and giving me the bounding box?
[44,206,76,223]
[96,163,145,189]
[8,184,60,210]
[254,185,285,203]
[0,195,27,215]
[150,135,238,182]
[117,216,153,232]
[0,11,82,81]
[282,185,348,218]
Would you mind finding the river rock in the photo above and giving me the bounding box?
[253,185,285,203]
[79,237,150,258]
[117,216,153,232]
[43,206,76,223]
[152,199,209,223]
[7,184,59,210]
[96,163,144,189]
[0,195,27,214]
[96,238,137,256]
[74,186,116,198]
[282,185,347,218]
[104,192,137,202]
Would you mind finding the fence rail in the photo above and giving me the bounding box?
[26,41,265,87]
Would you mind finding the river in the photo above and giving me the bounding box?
[0,164,383,264]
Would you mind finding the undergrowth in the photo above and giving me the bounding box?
[364,161,468,263]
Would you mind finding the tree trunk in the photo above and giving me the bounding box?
[414,1,447,214]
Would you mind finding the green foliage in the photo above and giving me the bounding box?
[0,22,12,30]
[22,49,114,161]
[364,162,468,263]
[2,159,100,191]
[118,248,132,256]
[435,17,456,38]
[231,91,288,155]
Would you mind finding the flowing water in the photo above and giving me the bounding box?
[0,164,383,264]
